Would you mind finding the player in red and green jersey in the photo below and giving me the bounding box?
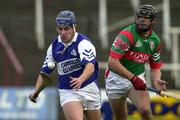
[105,5,167,120]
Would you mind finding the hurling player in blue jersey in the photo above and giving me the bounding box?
[29,10,101,120]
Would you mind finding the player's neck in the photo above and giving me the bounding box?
[140,30,152,38]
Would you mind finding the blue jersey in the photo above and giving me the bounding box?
[41,32,99,89]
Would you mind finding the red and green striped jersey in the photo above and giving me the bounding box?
[109,24,162,75]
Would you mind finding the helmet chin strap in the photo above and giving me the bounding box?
[72,24,76,32]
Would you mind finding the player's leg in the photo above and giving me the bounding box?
[63,101,84,120]
[105,71,132,120]
[128,88,153,120]
[58,89,84,120]
[108,97,127,120]
[84,109,101,120]
[78,82,101,120]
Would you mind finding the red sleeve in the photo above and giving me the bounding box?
[150,61,163,69]
[109,49,123,59]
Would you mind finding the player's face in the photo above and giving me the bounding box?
[135,16,155,32]
[56,25,75,43]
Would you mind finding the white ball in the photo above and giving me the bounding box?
[47,62,55,69]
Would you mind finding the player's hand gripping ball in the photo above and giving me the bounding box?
[47,62,55,69]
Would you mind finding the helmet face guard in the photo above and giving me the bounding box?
[56,11,76,28]
[137,9,155,19]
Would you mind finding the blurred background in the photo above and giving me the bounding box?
[0,0,180,120]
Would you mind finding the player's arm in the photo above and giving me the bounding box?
[29,45,55,103]
[150,63,167,91]
[79,62,94,81]
[108,56,146,90]
[70,62,94,89]
[70,39,96,90]
[108,32,146,90]
[108,31,135,79]
[29,73,53,103]
[149,45,167,91]
[35,73,53,95]
[108,56,134,80]
[151,68,161,80]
